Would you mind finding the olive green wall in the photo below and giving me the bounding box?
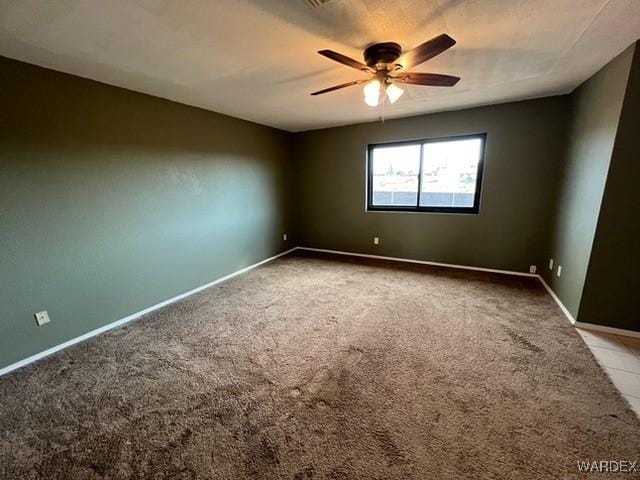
[0,56,293,369]
[578,44,640,331]
[294,97,570,273]
[544,45,635,319]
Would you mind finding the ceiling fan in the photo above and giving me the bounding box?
[311,34,460,107]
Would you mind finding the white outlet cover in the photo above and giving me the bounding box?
[549,259,554,270]
[373,237,379,245]
[283,233,287,241]
[557,266,562,277]
[34,310,50,326]
[529,265,537,274]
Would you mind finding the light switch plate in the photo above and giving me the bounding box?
[34,310,50,326]
[373,237,379,245]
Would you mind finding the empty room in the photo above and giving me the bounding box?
[2,1,640,478]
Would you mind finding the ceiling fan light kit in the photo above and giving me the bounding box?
[363,79,404,107]
[311,34,460,108]
[385,82,404,103]
[363,79,381,106]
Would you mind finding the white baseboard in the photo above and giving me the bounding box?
[573,321,640,339]
[4,245,638,376]
[0,248,298,377]
[296,246,538,278]
[537,276,577,324]
[537,276,640,339]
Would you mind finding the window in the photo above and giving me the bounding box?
[367,134,486,213]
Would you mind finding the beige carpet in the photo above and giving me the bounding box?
[1,251,638,479]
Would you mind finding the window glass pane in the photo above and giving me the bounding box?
[371,144,421,206]
[420,138,482,208]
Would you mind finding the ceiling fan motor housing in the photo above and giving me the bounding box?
[364,42,402,68]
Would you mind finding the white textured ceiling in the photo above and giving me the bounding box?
[1,0,639,131]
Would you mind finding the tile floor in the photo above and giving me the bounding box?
[577,328,640,418]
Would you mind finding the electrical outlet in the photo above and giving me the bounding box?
[373,237,379,245]
[529,265,537,274]
[34,310,50,326]
[557,265,562,277]
[549,258,554,270]
[283,233,287,241]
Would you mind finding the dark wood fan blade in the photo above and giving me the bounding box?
[397,34,456,69]
[394,72,460,87]
[310,79,367,96]
[318,50,371,71]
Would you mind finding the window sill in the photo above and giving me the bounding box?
[366,207,480,215]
